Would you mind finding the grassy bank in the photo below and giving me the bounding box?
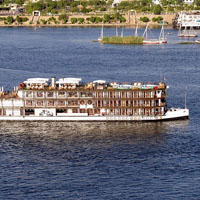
[102,36,143,44]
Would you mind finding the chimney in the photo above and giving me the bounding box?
[51,77,56,87]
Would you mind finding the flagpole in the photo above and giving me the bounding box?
[185,86,187,109]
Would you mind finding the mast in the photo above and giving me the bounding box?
[100,14,104,39]
[135,23,138,37]
[185,86,187,109]
[100,22,104,39]
[159,21,165,40]
[121,27,124,37]
[178,23,182,36]
[143,22,149,40]
[116,25,118,36]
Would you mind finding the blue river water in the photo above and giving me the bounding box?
[0,27,200,199]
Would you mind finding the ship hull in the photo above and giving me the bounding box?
[0,109,189,121]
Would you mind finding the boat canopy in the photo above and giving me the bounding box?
[56,78,82,85]
[24,78,49,84]
[93,80,106,84]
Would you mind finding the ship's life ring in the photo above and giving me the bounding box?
[88,100,92,105]
[80,100,85,105]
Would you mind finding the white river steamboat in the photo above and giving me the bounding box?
[0,77,189,121]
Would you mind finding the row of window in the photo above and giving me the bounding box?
[25,99,165,107]
[24,90,165,99]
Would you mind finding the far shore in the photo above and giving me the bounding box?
[0,13,175,28]
[0,23,173,28]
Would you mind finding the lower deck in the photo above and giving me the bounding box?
[0,108,189,121]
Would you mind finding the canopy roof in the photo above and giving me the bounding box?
[93,80,106,84]
[56,78,82,84]
[24,78,49,84]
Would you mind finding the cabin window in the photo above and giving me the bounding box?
[58,91,65,97]
[88,100,92,105]
[122,100,126,107]
[88,92,93,97]
[68,92,78,97]
[37,92,43,98]
[57,100,65,106]
[56,109,67,113]
[80,109,86,113]
[47,100,54,106]
[26,100,33,106]
[80,92,86,97]
[68,100,78,106]
[37,100,43,106]
[47,92,54,97]
[72,108,78,113]
[26,91,32,98]
[25,109,34,116]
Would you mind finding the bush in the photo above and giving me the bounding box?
[72,7,79,13]
[78,18,84,24]
[100,7,106,11]
[81,7,91,13]
[152,17,157,22]
[168,7,174,12]
[70,18,78,24]
[140,17,150,23]
[119,17,126,23]
[7,16,14,24]
[152,16,163,23]
[16,16,29,24]
[41,19,47,24]
[157,16,163,23]
[95,17,102,23]
[90,16,96,23]
[0,17,6,21]
[58,14,68,23]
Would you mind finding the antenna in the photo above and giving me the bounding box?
[184,86,187,109]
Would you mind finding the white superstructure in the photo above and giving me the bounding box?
[177,11,200,28]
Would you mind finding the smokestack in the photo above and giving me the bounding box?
[51,77,56,87]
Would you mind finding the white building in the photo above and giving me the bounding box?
[152,0,161,5]
[184,0,194,4]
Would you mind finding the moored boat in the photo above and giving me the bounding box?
[143,23,167,45]
[195,39,200,43]
[159,22,167,44]
[0,77,189,121]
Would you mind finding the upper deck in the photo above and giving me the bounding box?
[0,77,167,99]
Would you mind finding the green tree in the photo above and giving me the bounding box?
[153,5,163,14]
[78,18,84,24]
[103,14,110,23]
[70,17,78,24]
[140,16,150,22]
[120,16,126,23]
[41,19,47,24]
[90,17,96,23]
[196,0,200,6]
[7,16,14,24]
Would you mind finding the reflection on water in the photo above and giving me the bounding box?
[0,120,192,200]
[0,120,189,149]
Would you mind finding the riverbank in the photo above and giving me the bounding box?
[0,13,175,28]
